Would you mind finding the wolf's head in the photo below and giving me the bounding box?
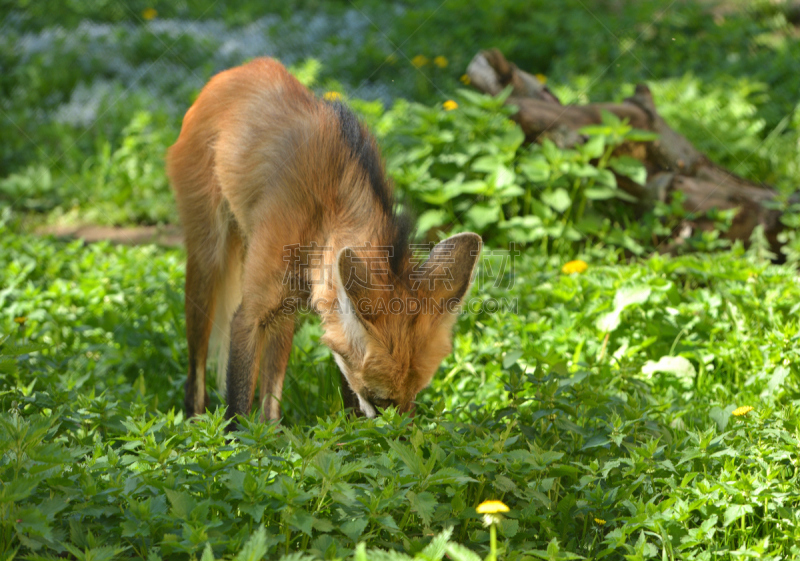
[321,232,482,417]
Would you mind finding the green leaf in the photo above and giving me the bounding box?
[426,467,475,486]
[581,135,606,160]
[625,129,659,142]
[353,543,369,561]
[418,527,452,560]
[500,518,519,538]
[723,504,753,527]
[584,187,617,200]
[442,180,489,198]
[518,156,551,183]
[387,439,423,476]
[680,472,699,488]
[494,165,516,189]
[581,434,611,450]
[613,189,638,202]
[165,489,196,520]
[709,406,734,432]
[375,513,400,532]
[287,508,314,537]
[15,506,52,541]
[595,309,621,333]
[494,474,518,494]
[416,192,449,206]
[568,163,598,178]
[700,514,719,533]
[63,545,120,561]
[287,58,322,87]
[407,490,438,527]
[276,553,318,561]
[503,350,524,369]
[609,156,647,186]
[353,544,369,561]
[201,543,215,561]
[528,537,586,560]
[541,188,572,213]
[604,229,645,254]
[0,475,42,503]
[313,518,335,533]
[464,204,500,230]
[596,286,651,333]
[499,215,545,242]
[641,356,696,388]
[235,526,269,561]
[416,209,448,233]
[471,155,504,174]
[341,518,369,542]
[493,84,515,105]
[614,286,651,309]
[595,169,617,188]
[768,366,790,393]
[577,125,613,137]
[445,543,482,561]
[239,503,265,523]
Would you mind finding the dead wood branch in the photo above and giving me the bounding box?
[466,49,789,255]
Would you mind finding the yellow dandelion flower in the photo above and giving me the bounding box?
[433,56,448,68]
[411,55,429,68]
[142,8,157,20]
[594,517,606,525]
[732,405,754,417]
[535,73,547,84]
[478,500,508,560]
[323,91,342,101]
[443,100,458,111]
[561,260,588,275]
[476,500,509,514]
[14,317,27,324]
[460,74,471,85]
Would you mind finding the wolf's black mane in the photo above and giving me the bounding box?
[328,101,413,276]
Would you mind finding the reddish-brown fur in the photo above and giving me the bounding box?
[167,58,481,422]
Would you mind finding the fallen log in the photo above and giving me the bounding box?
[38,224,184,247]
[466,48,789,255]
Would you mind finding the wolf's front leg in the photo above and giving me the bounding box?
[225,305,263,427]
[258,318,295,421]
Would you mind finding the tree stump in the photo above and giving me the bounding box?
[466,48,791,256]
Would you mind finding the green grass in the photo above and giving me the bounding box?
[2,0,800,559]
[3,216,800,559]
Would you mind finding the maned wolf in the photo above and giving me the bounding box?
[167,57,481,423]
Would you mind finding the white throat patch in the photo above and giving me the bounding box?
[356,393,377,418]
[332,352,376,418]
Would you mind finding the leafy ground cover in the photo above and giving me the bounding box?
[2,0,800,559]
[3,216,800,559]
[2,0,799,229]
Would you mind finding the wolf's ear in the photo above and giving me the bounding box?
[335,247,380,327]
[418,232,482,307]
